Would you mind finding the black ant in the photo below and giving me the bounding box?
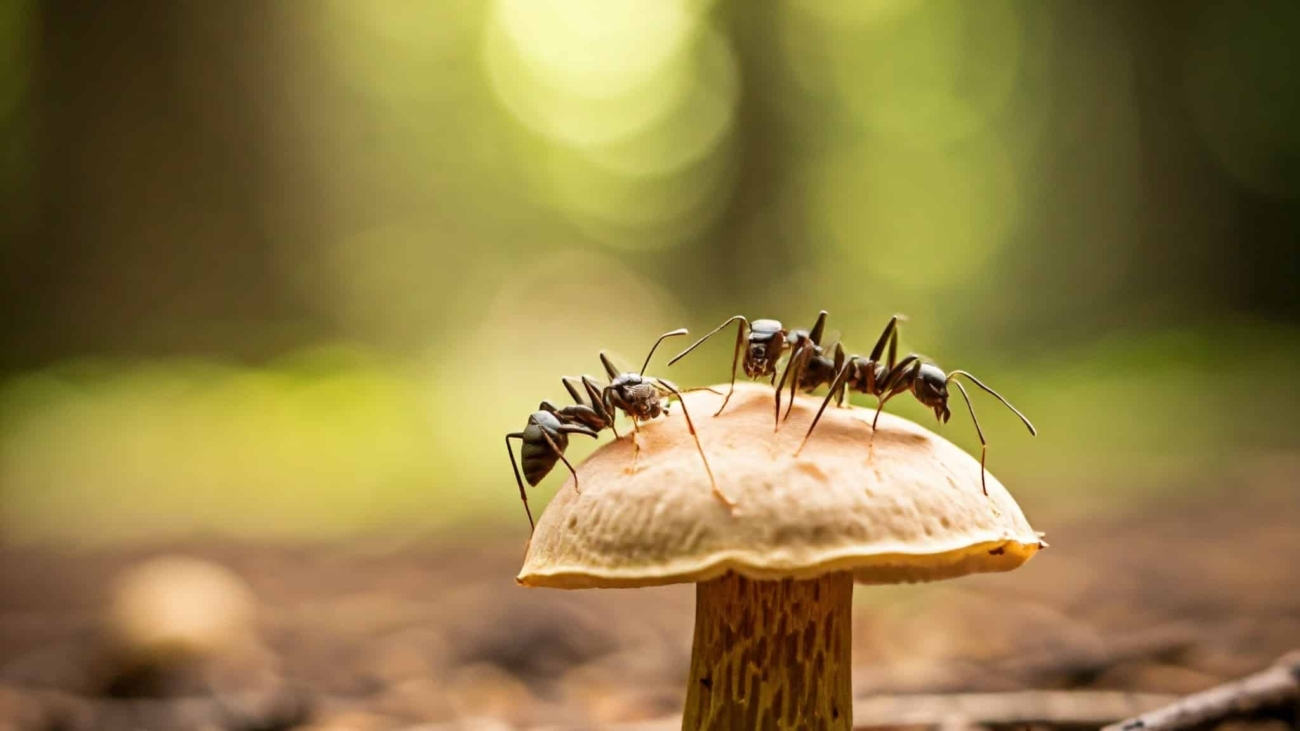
[596,329,730,507]
[775,315,849,424]
[667,311,829,426]
[505,395,603,533]
[794,316,1037,495]
[775,315,913,422]
[505,330,730,532]
[506,372,621,531]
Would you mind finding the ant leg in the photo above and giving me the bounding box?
[868,315,900,363]
[562,377,586,407]
[868,390,899,434]
[808,310,828,347]
[795,359,857,457]
[769,363,780,425]
[782,343,810,424]
[774,343,801,429]
[886,323,899,371]
[538,429,580,495]
[833,344,847,407]
[767,360,780,422]
[599,352,620,381]
[629,418,641,473]
[719,320,746,415]
[582,376,618,437]
[870,358,919,442]
[778,316,825,423]
[505,433,534,532]
[558,424,601,440]
[668,316,747,417]
[879,313,908,369]
[656,379,731,508]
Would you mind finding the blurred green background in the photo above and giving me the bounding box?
[1,0,1298,546]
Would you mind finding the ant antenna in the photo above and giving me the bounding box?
[945,371,1037,436]
[946,379,989,496]
[946,370,1036,497]
[667,317,745,366]
[641,328,688,375]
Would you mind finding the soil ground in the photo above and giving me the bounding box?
[2,467,1298,730]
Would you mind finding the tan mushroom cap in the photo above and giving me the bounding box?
[518,382,1043,589]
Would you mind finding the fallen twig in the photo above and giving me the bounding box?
[1102,650,1300,731]
[589,690,1181,731]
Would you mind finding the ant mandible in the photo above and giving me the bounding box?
[597,329,732,508]
[794,316,1037,495]
[667,311,829,427]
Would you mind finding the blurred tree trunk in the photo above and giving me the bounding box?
[6,0,322,369]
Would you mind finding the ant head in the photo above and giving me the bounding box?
[745,319,785,377]
[643,398,664,420]
[613,380,663,421]
[913,363,952,423]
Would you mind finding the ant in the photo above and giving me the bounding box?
[794,316,1037,495]
[775,315,912,423]
[505,377,611,532]
[505,330,730,532]
[667,311,829,426]
[596,329,730,507]
[775,315,849,424]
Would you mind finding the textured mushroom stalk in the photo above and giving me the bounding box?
[684,572,852,730]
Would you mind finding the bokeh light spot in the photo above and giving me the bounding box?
[497,0,695,99]
[484,0,699,148]
[819,0,1023,145]
[812,135,1021,292]
[577,26,738,178]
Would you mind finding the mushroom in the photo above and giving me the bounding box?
[101,556,260,695]
[518,382,1044,729]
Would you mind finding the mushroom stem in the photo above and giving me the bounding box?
[683,571,853,730]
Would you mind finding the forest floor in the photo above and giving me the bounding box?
[2,461,1299,730]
